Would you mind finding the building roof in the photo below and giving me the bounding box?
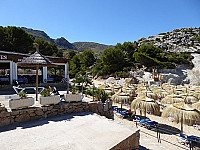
[0,50,70,64]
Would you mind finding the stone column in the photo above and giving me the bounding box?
[10,61,13,85]
[43,67,47,83]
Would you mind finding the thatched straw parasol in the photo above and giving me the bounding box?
[99,84,114,95]
[162,103,200,133]
[193,102,200,111]
[111,91,131,112]
[161,94,185,105]
[111,92,130,103]
[180,93,199,103]
[18,43,55,101]
[131,97,160,117]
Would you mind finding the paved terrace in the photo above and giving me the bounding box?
[0,112,138,150]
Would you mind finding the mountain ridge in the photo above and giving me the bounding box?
[21,27,113,52]
[22,27,200,53]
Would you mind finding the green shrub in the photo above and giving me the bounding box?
[19,92,27,99]
[95,89,110,103]
[41,88,52,97]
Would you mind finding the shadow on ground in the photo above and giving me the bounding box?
[139,145,149,150]
[157,123,181,135]
[0,112,93,133]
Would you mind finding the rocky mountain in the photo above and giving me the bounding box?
[21,27,55,43]
[54,37,76,50]
[72,42,114,52]
[137,27,200,52]
[21,27,112,52]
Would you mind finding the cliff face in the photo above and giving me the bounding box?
[137,27,200,52]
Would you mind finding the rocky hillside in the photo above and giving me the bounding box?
[21,27,112,52]
[21,27,55,43]
[72,42,114,52]
[54,37,76,50]
[138,27,200,52]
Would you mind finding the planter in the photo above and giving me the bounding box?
[64,94,82,102]
[39,95,60,105]
[9,97,34,109]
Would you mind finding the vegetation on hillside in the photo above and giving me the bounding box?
[0,26,63,57]
[0,26,194,79]
[68,42,194,78]
[72,42,114,53]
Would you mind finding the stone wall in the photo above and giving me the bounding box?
[0,101,114,127]
[110,130,140,150]
[88,101,113,119]
[0,103,6,113]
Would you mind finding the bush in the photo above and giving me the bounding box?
[95,89,110,103]
[41,88,52,97]
[19,92,27,99]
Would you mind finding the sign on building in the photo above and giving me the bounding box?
[0,55,7,60]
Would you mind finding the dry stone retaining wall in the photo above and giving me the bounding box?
[0,101,113,127]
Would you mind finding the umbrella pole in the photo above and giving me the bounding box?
[181,118,183,134]
[36,66,39,101]
[121,102,122,113]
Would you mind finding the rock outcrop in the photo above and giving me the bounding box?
[137,27,200,52]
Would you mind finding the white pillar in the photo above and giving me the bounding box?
[10,61,13,85]
[12,62,18,81]
[65,62,70,94]
[65,62,69,80]
[43,67,47,83]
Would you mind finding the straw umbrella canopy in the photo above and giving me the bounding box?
[174,89,184,95]
[122,86,135,95]
[191,91,200,99]
[99,84,114,95]
[191,86,200,92]
[193,102,200,111]
[131,96,160,117]
[158,90,169,98]
[179,93,199,103]
[111,91,131,112]
[137,90,157,100]
[111,92,130,103]
[161,94,185,105]
[162,103,200,133]
[112,84,122,93]
[18,43,55,101]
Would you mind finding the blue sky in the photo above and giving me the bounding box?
[0,0,199,45]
